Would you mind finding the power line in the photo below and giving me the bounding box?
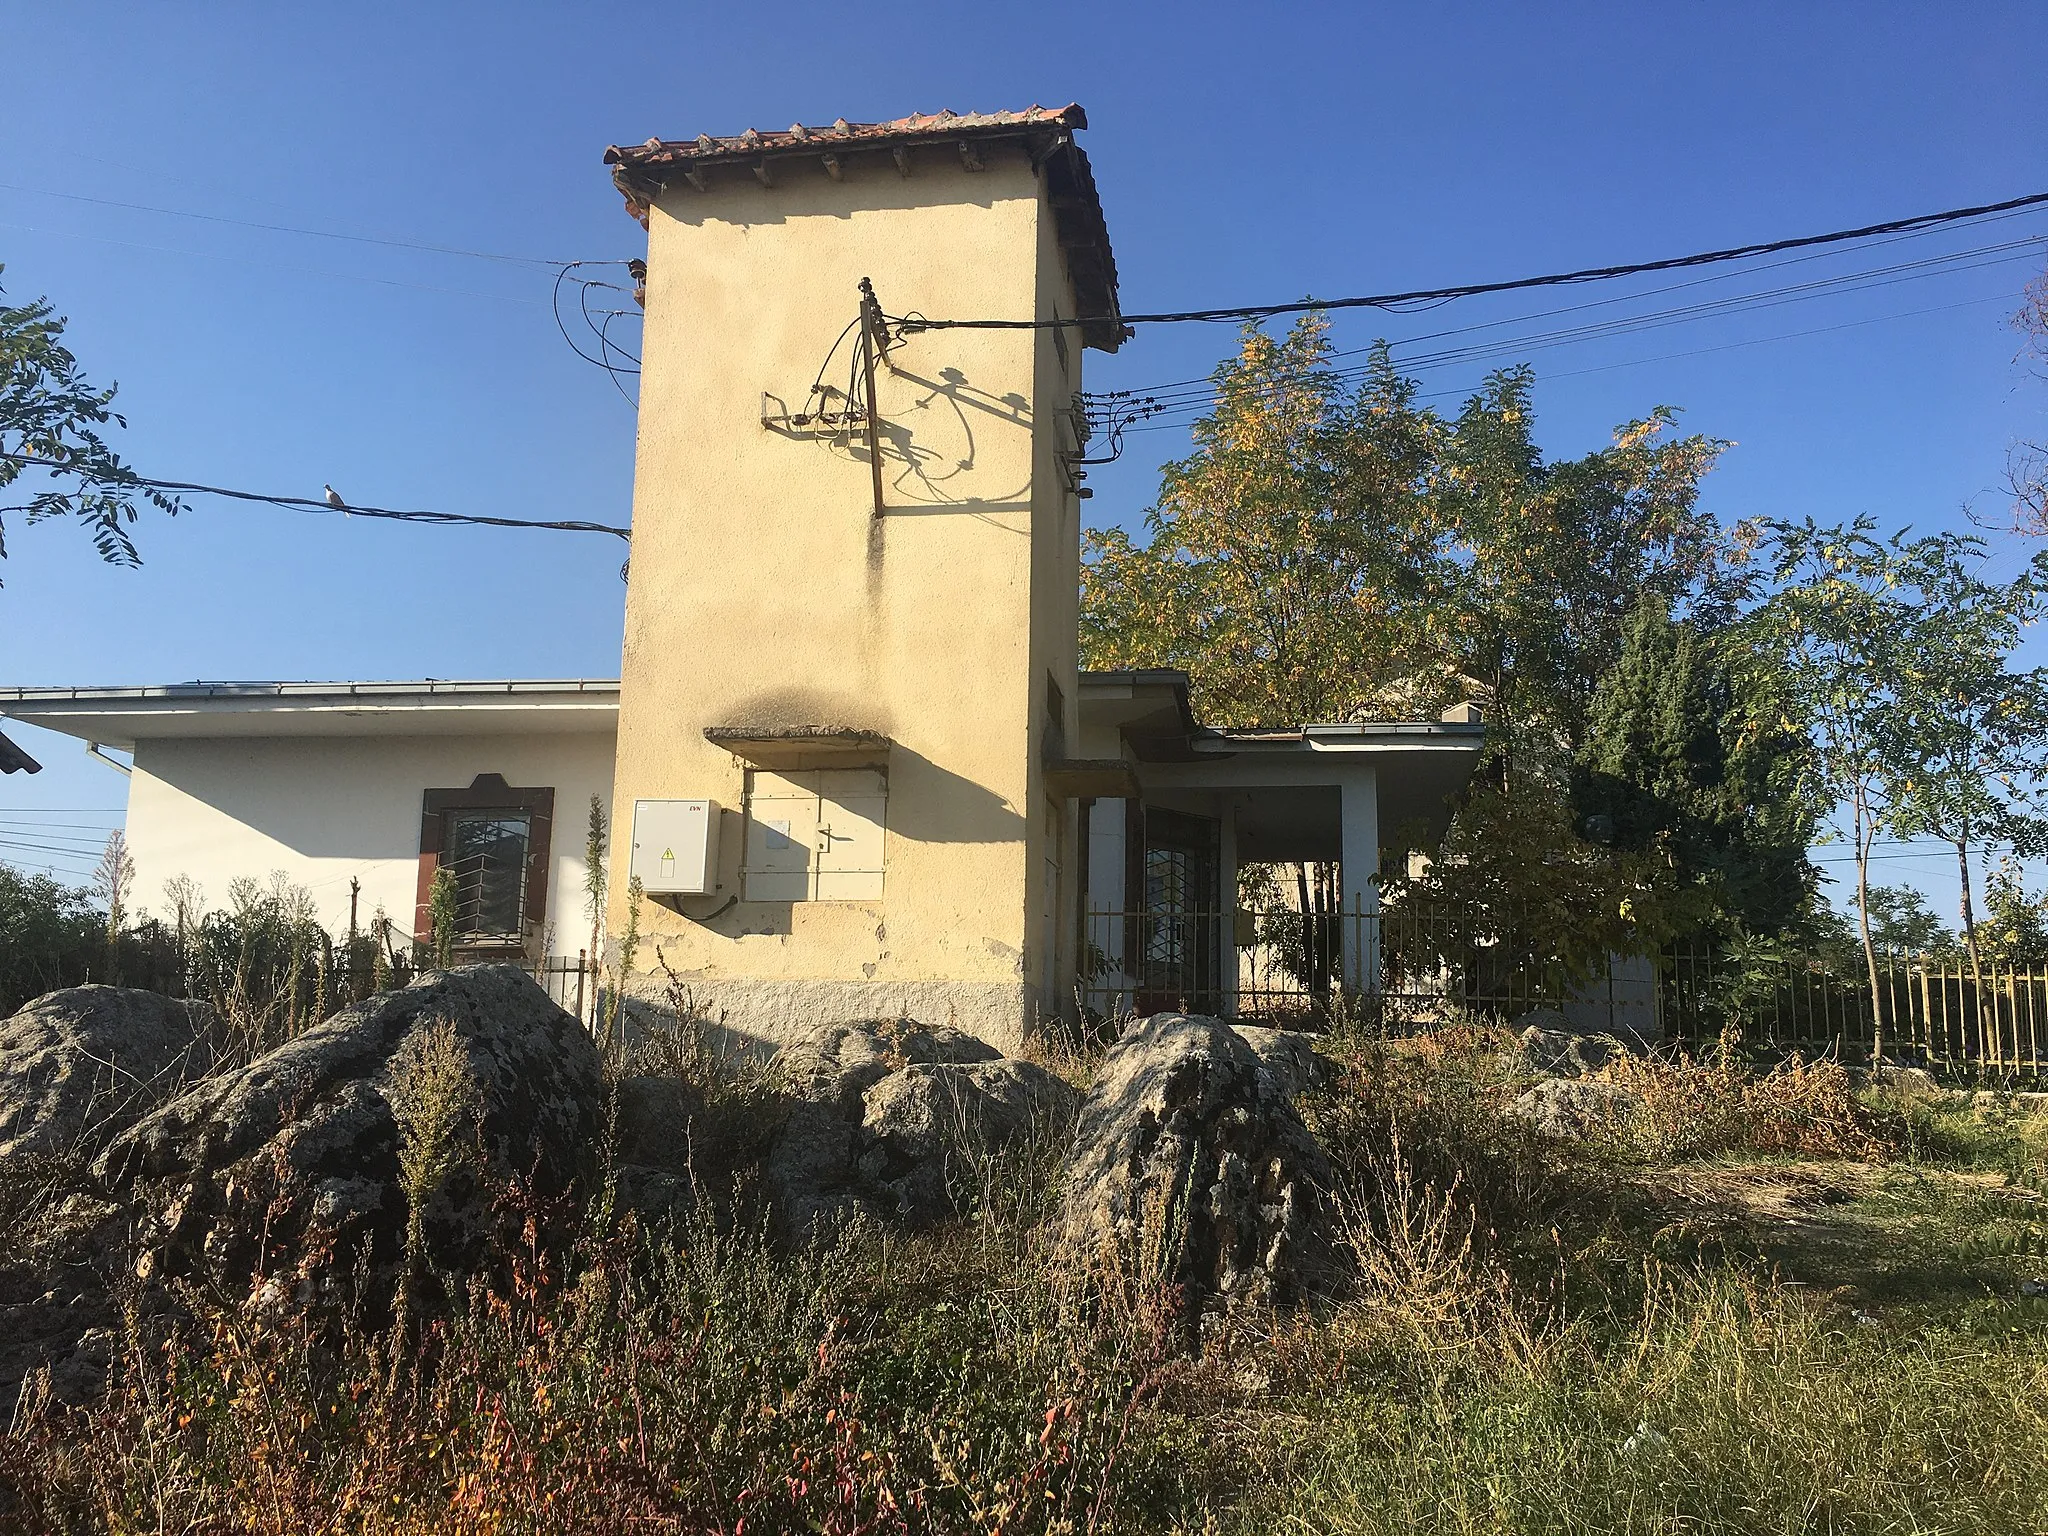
[0,454,630,540]
[1112,234,2047,429]
[1122,290,2025,435]
[0,856,95,880]
[0,825,114,846]
[0,835,104,859]
[897,187,2048,337]
[1115,205,2048,399]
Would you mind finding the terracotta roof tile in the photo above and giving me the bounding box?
[603,105,1088,170]
[603,104,1123,350]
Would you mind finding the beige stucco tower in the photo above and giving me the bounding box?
[602,107,1122,1049]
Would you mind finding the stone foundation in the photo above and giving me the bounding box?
[621,974,1039,1056]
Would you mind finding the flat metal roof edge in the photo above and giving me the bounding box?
[1193,721,1487,753]
[0,679,622,706]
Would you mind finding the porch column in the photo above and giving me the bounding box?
[1083,799,1131,1010]
[1218,797,1239,1018]
[1338,766,1381,994]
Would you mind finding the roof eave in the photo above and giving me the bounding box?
[606,107,1123,352]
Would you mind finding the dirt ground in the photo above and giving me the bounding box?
[1636,1158,2048,1310]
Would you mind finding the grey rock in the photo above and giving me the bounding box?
[1869,1064,1944,1099]
[611,1074,706,1175]
[605,1075,714,1229]
[1231,1025,1332,1097]
[612,1163,698,1230]
[0,986,214,1163]
[765,1021,1073,1238]
[95,965,602,1288]
[767,1098,865,1239]
[46,1325,117,1405]
[1062,1013,1331,1312]
[778,1018,1001,1116]
[1512,1025,1625,1078]
[1508,1077,1643,1139]
[857,1058,1076,1224]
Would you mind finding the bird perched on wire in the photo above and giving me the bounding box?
[323,484,348,512]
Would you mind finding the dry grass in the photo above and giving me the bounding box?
[1597,1031,1889,1162]
[6,1015,2048,1534]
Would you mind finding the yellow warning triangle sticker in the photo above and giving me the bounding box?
[661,848,675,859]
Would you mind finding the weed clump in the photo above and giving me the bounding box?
[1599,1033,1889,1161]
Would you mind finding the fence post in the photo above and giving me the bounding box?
[1340,894,1381,1001]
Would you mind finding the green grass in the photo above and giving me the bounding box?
[1232,1269,2048,1535]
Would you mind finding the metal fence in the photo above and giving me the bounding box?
[526,951,596,1026]
[1662,947,2048,1075]
[1082,904,1573,1025]
[1081,904,2048,1076]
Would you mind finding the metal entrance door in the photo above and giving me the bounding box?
[1135,806,1223,1015]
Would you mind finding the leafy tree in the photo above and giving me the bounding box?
[0,267,179,579]
[1980,858,2048,966]
[1745,517,2048,1057]
[1430,373,1733,782]
[583,794,609,981]
[1883,572,2048,992]
[1379,777,1699,1000]
[1574,598,1819,939]
[427,865,458,968]
[1081,316,1736,988]
[0,864,105,1013]
[1081,318,1732,761]
[2010,263,2046,533]
[92,829,135,984]
[1860,885,1954,957]
[1081,320,1445,729]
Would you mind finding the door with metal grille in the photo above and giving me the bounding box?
[1137,807,1222,1014]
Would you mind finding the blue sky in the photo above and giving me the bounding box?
[2,3,2045,918]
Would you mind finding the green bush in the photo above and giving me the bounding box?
[0,865,105,1015]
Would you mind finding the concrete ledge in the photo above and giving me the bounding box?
[622,974,1038,1056]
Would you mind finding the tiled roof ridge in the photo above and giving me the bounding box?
[602,102,1122,351]
[604,104,1086,166]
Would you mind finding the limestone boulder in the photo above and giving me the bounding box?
[1062,1013,1331,1310]
[766,1020,1075,1238]
[1511,1025,1625,1079]
[776,1018,1002,1114]
[94,965,603,1292]
[0,987,215,1164]
[857,1059,1076,1224]
[1230,1025,1332,1098]
[1507,1076,1643,1139]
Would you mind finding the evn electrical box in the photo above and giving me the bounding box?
[629,799,719,895]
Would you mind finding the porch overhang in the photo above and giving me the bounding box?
[703,725,893,769]
[1045,757,1141,798]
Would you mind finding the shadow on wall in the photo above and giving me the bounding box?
[875,741,1024,847]
[712,686,894,738]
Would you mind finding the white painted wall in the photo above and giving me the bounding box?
[124,732,616,951]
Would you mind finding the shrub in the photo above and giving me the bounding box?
[0,866,105,1015]
[1597,1033,1888,1162]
